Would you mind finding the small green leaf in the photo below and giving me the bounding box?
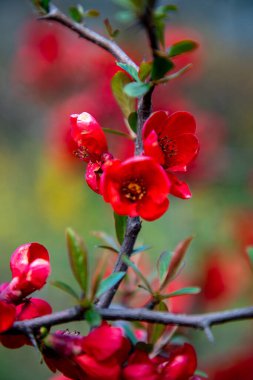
[69,5,84,23]
[51,280,80,300]
[148,301,168,344]
[95,272,126,298]
[168,40,198,57]
[96,245,119,253]
[92,231,119,252]
[85,307,102,327]
[155,5,177,16]
[155,64,192,84]
[195,369,208,378]
[124,82,151,98]
[118,322,138,344]
[104,18,119,39]
[161,287,201,299]
[103,127,131,139]
[128,112,138,133]
[114,213,127,245]
[132,245,151,254]
[246,246,253,270]
[33,0,50,13]
[116,62,139,82]
[139,61,152,81]
[157,251,173,284]
[151,56,174,81]
[84,9,100,18]
[159,236,193,291]
[111,71,136,118]
[122,256,153,294]
[116,10,135,23]
[66,228,88,295]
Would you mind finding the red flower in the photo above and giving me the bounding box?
[43,322,131,380]
[142,111,199,200]
[9,242,50,299]
[70,112,108,163]
[123,343,197,380]
[0,298,52,349]
[0,300,16,333]
[101,156,171,221]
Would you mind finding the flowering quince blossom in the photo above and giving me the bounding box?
[43,322,131,380]
[0,298,52,349]
[100,156,171,221]
[142,111,199,199]
[0,243,51,339]
[9,242,51,299]
[70,112,113,194]
[123,343,199,380]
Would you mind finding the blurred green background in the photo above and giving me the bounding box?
[0,1,253,379]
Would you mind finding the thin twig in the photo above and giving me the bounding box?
[39,4,138,70]
[6,305,253,336]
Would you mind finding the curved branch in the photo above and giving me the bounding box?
[39,4,138,70]
[7,305,253,335]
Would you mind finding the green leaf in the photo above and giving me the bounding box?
[66,228,88,295]
[103,127,131,139]
[114,213,127,245]
[246,246,253,270]
[33,0,50,13]
[116,62,139,82]
[116,10,135,23]
[122,256,153,294]
[95,272,126,298]
[148,301,168,344]
[157,251,173,284]
[124,82,151,98]
[92,231,119,252]
[118,322,138,344]
[156,5,178,15]
[51,280,79,300]
[69,5,84,23]
[154,16,165,47]
[168,40,198,57]
[159,236,193,291]
[195,369,209,378]
[151,56,174,81]
[111,71,136,118]
[104,18,120,39]
[132,245,151,254]
[156,64,192,84]
[128,112,138,133]
[96,245,119,253]
[85,307,102,327]
[84,9,100,18]
[139,61,152,81]
[161,287,201,299]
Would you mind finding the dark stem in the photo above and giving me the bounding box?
[6,305,253,336]
[140,0,159,58]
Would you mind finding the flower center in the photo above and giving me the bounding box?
[121,179,147,202]
[158,135,177,167]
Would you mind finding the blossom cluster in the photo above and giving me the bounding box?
[70,110,199,221]
[0,242,51,346]
[43,322,200,380]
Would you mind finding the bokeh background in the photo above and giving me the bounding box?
[0,0,253,379]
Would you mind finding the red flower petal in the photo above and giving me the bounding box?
[166,172,192,199]
[0,301,16,333]
[85,161,102,194]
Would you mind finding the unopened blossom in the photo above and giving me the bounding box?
[70,112,108,163]
[9,242,51,299]
[101,156,171,221]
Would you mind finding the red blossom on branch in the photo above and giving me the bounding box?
[100,156,171,221]
[9,242,51,299]
[123,343,198,380]
[142,111,199,199]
